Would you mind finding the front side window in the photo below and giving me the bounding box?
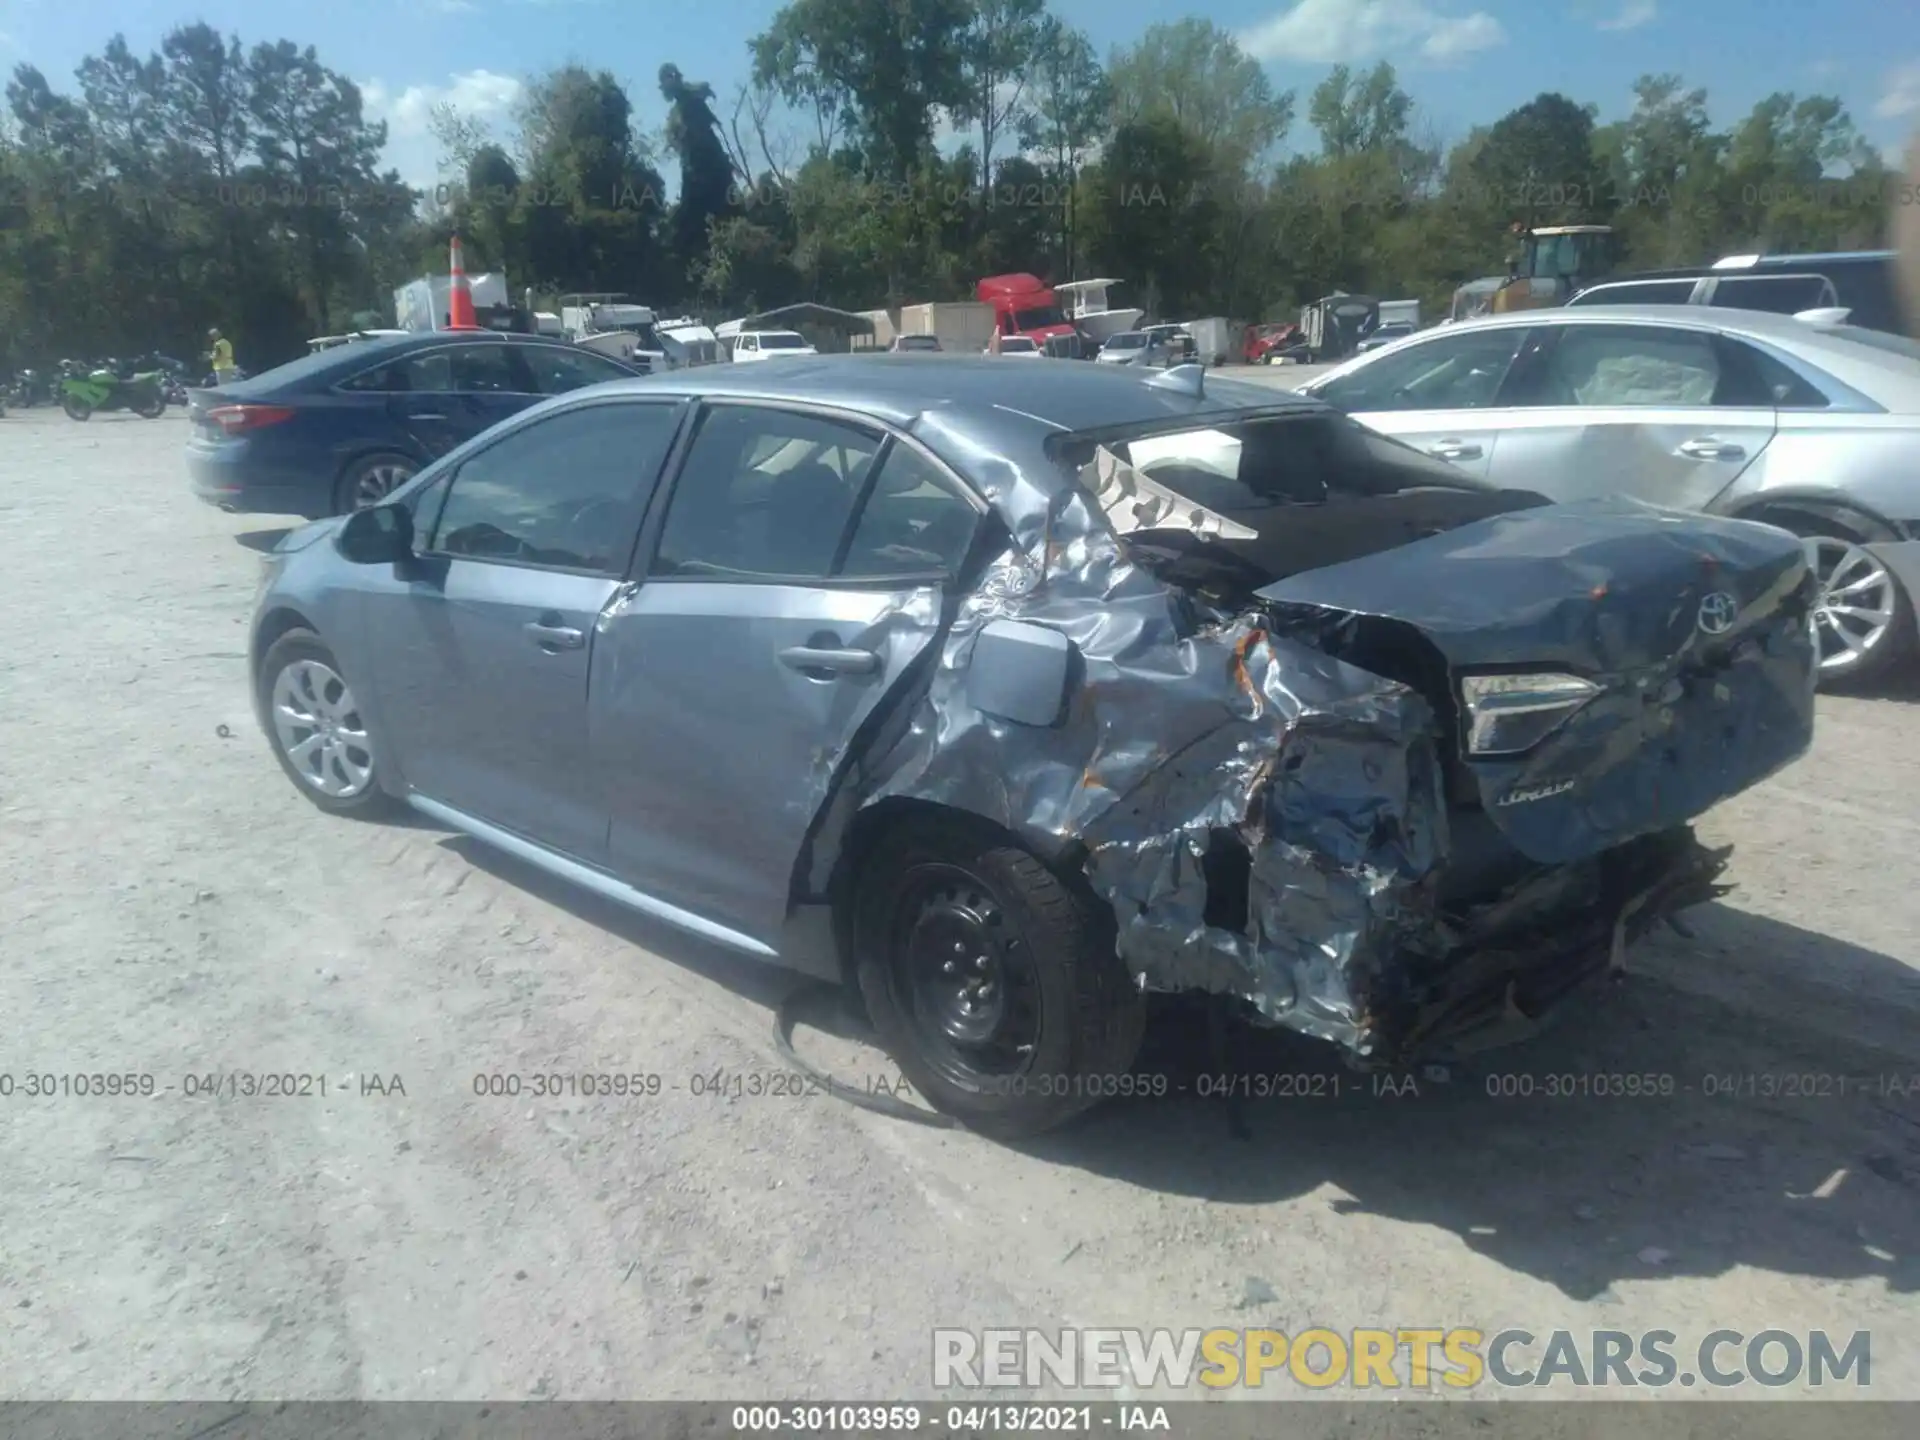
[1531,325,1721,407]
[1314,329,1526,413]
[756,333,809,351]
[427,402,680,573]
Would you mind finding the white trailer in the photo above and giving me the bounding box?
[1377,299,1421,330]
[898,301,997,354]
[393,273,512,332]
[1182,317,1237,365]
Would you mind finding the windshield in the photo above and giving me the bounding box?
[1000,338,1037,351]
[1012,306,1064,330]
[1106,333,1145,349]
[757,332,810,350]
[897,336,939,349]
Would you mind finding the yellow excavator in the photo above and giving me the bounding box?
[1450,223,1618,321]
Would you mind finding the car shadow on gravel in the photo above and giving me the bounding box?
[420,826,1920,1301]
[1022,904,1920,1300]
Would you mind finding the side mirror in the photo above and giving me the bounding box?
[336,502,415,565]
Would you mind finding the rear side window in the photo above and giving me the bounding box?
[1708,274,1834,314]
[1531,325,1721,406]
[1567,280,1698,307]
[426,402,680,573]
[451,344,531,394]
[1716,339,1830,408]
[650,407,881,579]
[517,346,633,395]
[340,349,453,394]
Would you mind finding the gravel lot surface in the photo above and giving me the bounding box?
[3,406,1918,1408]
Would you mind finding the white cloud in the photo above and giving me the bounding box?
[361,69,524,194]
[1877,61,1920,120]
[1596,0,1657,30]
[1238,0,1507,66]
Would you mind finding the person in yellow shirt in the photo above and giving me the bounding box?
[208,328,237,383]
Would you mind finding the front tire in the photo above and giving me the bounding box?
[62,395,92,421]
[852,814,1145,1139]
[136,392,166,419]
[256,629,395,818]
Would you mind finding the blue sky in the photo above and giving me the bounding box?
[2,0,1916,190]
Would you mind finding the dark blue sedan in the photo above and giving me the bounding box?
[187,331,642,519]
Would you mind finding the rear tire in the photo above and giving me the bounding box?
[256,628,396,819]
[852,813,1145,1139]
[333,452,418,516]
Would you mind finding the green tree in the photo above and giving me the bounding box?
[660,63,739,285]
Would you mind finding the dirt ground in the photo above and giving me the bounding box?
[3,406,1918,1406]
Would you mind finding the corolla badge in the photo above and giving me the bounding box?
[1697,591,1739,636]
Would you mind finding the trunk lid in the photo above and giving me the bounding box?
[1256,496,1817,867]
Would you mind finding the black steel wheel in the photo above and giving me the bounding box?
[852,813,1144,1138]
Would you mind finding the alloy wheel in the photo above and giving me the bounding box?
[270,658,375,798]
[352,462,414,509]
[1805,536,1898,675]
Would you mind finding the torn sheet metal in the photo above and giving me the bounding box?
[845,433,1454,1053]
[839,430,1813,1061]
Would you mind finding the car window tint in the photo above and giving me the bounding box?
[428,403,678,573]
[1315,330,1525,412]
[650,407,879,579]
[339,349,452,393]
[523,347,634,395]
[1535,326,1720,406]
[452,344,527,394]
[1567,280,1697,306]
[1718,340,1830,408]
[1710,274,1833,314]
[839,446,978,578]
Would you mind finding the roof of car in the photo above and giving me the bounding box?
[568,353,1318,434]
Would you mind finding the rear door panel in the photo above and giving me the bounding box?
[1484,407,1775,507]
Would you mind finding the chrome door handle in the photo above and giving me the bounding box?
[1678,438,1745,460]
[524,621,585,651]
[779,645,880,676]
[1428,440,1482,461]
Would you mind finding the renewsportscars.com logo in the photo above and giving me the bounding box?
[933,1327,1872,1391]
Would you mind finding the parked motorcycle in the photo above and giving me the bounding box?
[60,359,169,420]
[9,368,54,407]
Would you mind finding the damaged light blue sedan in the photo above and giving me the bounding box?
[248,356,1819,1136]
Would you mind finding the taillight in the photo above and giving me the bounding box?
[205,404,296,435]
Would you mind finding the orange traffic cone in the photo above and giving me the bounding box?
[445,233,481,330]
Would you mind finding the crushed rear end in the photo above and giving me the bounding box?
[860,411,1818,1066]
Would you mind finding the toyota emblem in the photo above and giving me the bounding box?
[1697,591,1738,635]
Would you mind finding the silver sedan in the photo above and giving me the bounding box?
[1300,305,1920,684]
